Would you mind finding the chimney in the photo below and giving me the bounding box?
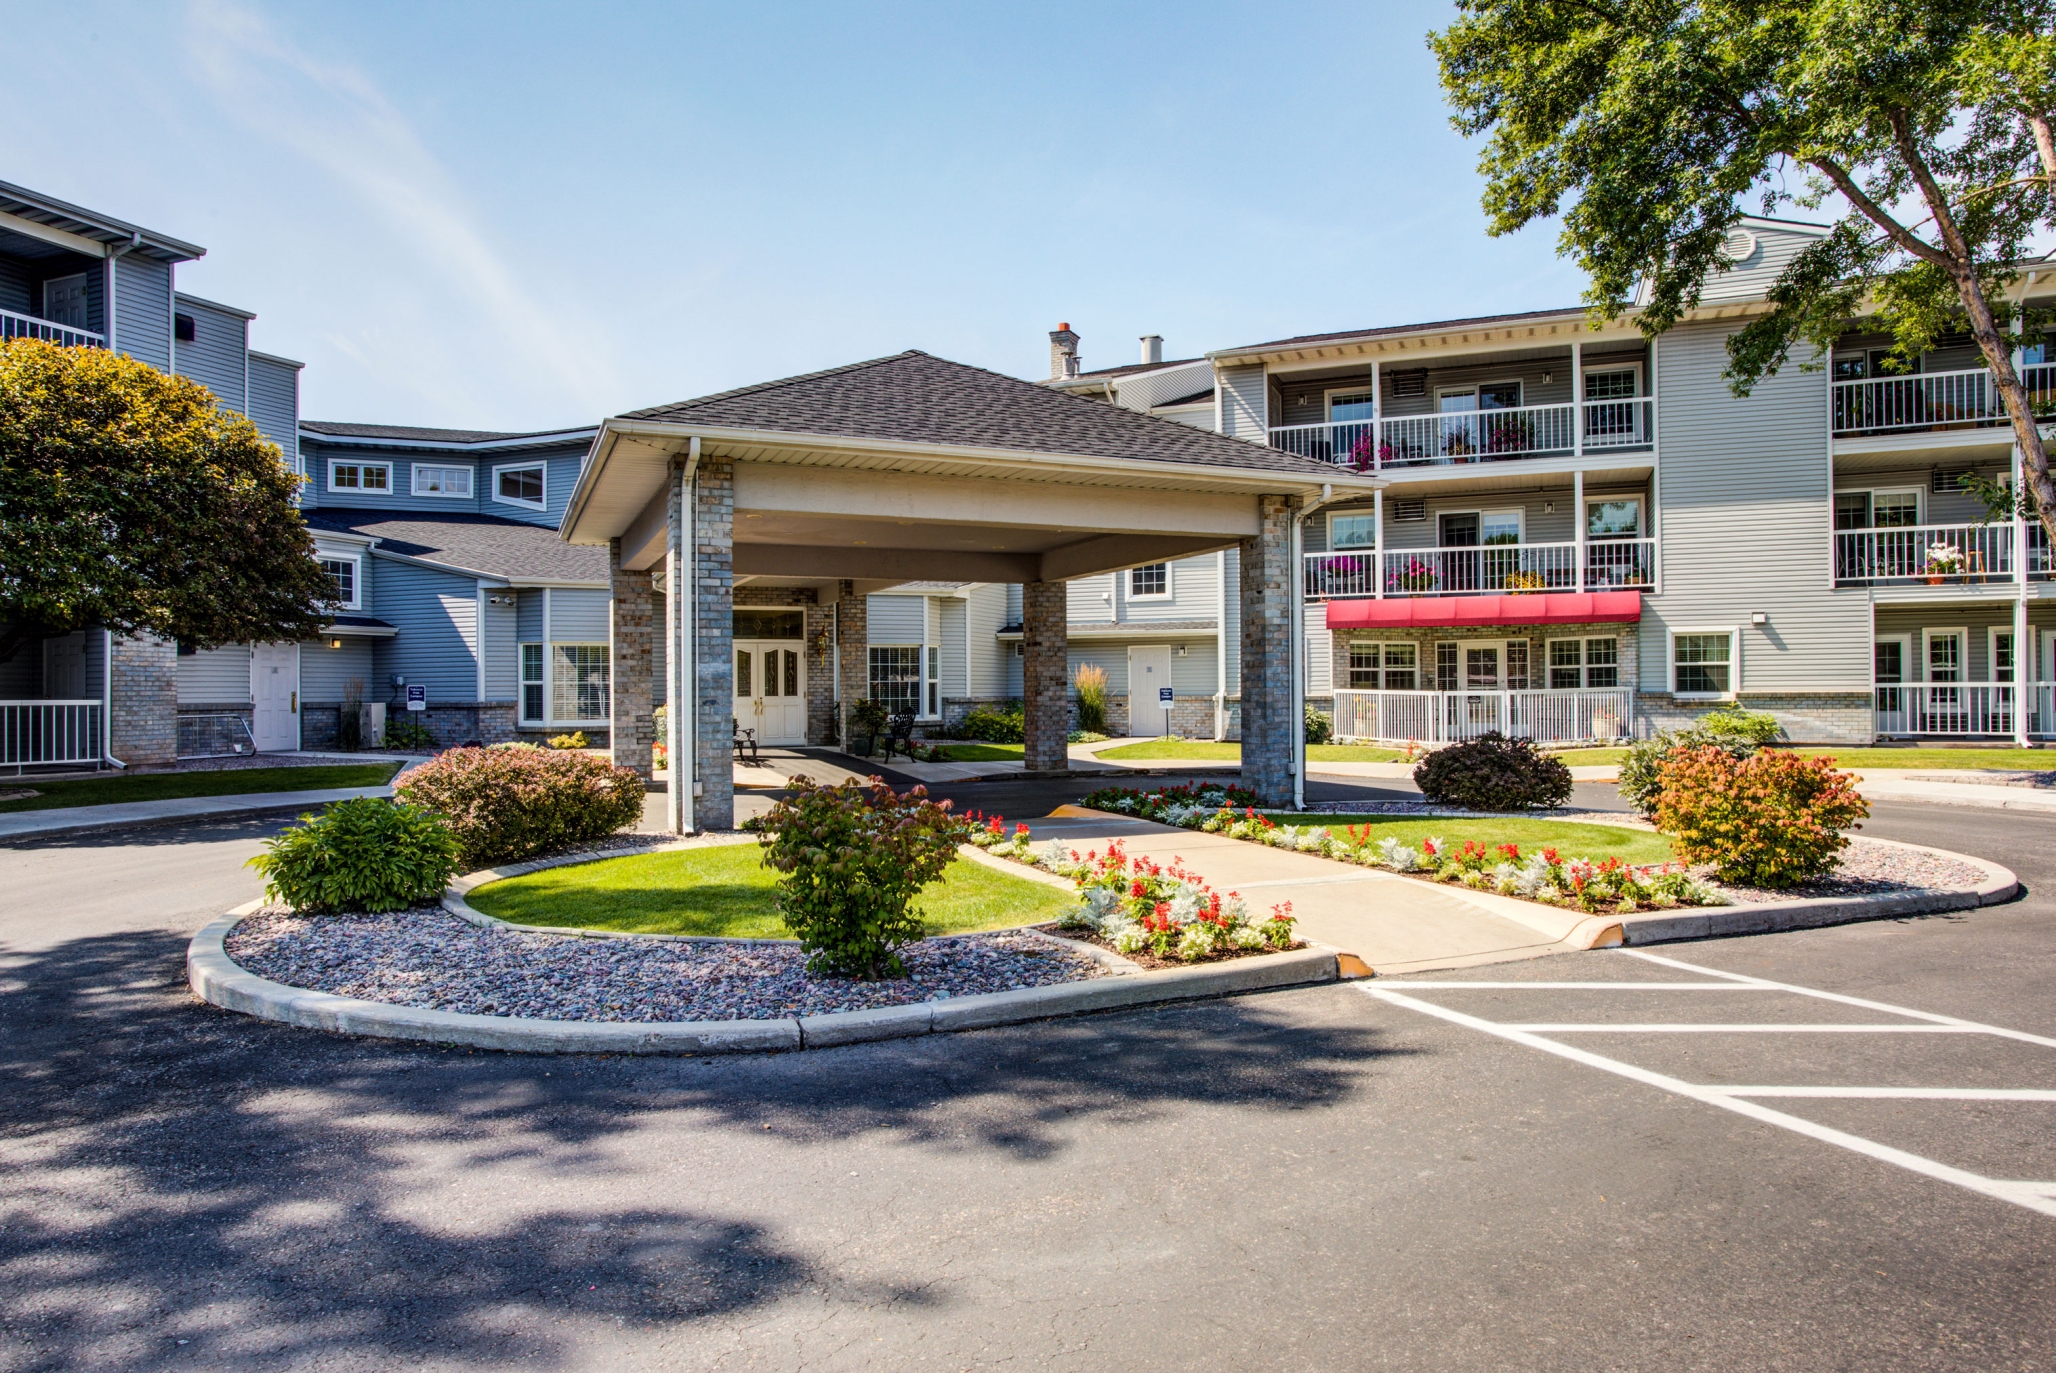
[1140,334,1163,365]
[1049,322,1080,380]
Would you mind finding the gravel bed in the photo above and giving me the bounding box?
[1709,835,1989,904]
[225,910,1108,1022]
[1292,801,1656,827]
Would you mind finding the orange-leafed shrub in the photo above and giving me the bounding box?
[1652,746,1869,888]
[394,746,645,868]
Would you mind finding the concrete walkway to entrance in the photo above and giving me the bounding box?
[1020,811,1616,975]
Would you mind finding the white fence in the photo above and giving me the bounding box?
[1332,688,1633,746]
[1833,522,2016,585]
[1305,539,1656,598]
[1269,398,1654,470]
[1873,684,2016,737]
[1,700,105,772]
[0,307,104,350]
[1831,364,2056,436]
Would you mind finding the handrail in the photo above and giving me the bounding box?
[1832,362,2056,436]
[0,307,104,349]
[1269,397,1654,470]
[1304,538,1656,598]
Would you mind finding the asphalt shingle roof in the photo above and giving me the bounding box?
[621,350,1338,478]
[302,509,607,583]
[301,421,594,444]
[1069,356,1205,380]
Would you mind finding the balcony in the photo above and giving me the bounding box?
[1333,687,1633,746]
[1874,684,2033,738]
[0,306,103,349]
[1832,522,2050,587]
[1270,398,1653,471]
[1832,363,2056,438]
[1304,539,1656,599]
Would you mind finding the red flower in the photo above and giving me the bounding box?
[1542,847,1559,864]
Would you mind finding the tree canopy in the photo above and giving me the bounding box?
[0,338,337,662]
[1433,0,2056,542]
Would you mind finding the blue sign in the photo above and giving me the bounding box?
[406,684,427,712]
[1158,686,1174,705]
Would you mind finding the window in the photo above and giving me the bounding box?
[1435,641,1459,691]
[1874,639,1905,684]
[869,646,922,716]
[1328,389,1377,423]
[551,644,609,721]
[329,461,392,493]
[1584,638,1619,688]
[1834,492,1872,530]
[927,646,940,716]
[1926,630,1964,683]
[1991,629,2016,683]
[1586,499,1641,539]
[1673,632,1735,696]
[492,463,546,510]
[1550,638,1619,689]
[1329,513,1378,550]
[1129,564,1170,598]
[1583,368,1638,401]
[520,643,544,723]
[319,556,359,610]
[1873,490,1921,528]
[1348,642,1417,690]
[1479,510,1522,546]
[414,465,474,498]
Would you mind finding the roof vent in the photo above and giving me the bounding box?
[1140,334,1163,365]
[1391,499,1427,522]
[1720,227,1759,263]
[1387,369,1428,398]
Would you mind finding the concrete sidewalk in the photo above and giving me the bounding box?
[0,784,399,842]
[1849,770,2056,812]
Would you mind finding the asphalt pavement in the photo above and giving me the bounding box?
[0,780,2050,1371]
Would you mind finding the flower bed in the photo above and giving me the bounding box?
[1075,782,1262,824]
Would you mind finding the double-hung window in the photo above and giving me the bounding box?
[329,461,391,493]
[868,646,922,717]
[1672,632,1735,696]
[1128,563,1170,598]
[1549,638,1619,689]
[414,465,474,498]
[1348,641,1417,690]
[319,556,359,610]
[520,644,544,723]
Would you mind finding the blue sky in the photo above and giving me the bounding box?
[6,1,1592,430]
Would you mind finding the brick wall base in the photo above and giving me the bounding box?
[111,635,177,766]
[1637,692,1875,745]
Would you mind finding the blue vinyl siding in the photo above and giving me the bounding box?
[369,559,480,705]
[547,587,610,642]
[516,588,545,641]
[114,256,172,370]
[302,436,588,525]
[173,299,247,413]
[177,645,251,705]
[483,442,591,527]
[482,591,519,701]
[247,356,301,471]
[301,640,376,702]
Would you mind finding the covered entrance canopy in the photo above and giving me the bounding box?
[562,350,1380,831]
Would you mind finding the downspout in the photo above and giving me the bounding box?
[1291,482,1336,811]
[101,627,125,769]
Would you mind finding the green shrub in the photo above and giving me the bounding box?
[1620,726,1763,816]
[548,730,591,750]
[245,798,461,913]
[1073,664,1109,736]
[958,704,1025,743]
[758,776,968,978]
[1697,704,1782,746]
[394,745,646,868]
[1305,704,1333,745]
[1653,746,1869,887]
[383,717,435,751]
[1413,732,1573,811]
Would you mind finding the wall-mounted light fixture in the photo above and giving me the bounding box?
[330,638,343,650]
[1751,612,1768,626]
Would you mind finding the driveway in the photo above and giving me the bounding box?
[0,790,2050,1370]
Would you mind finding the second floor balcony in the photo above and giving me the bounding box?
[0,305,103,350]
[1305,538,1656,599]
[1833,521,2052,586]
[1271,398,1653,471]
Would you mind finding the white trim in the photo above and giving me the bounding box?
[0,209,109,258]
[1323,383,1379,421]
[1127,561,1173,600]
[518,641,545,725]
[1584,493,1644,539]
[317,553,362,611]
[1580,358,1644,397]
[1326,508,1379,552]
[1436,506,1526,545]
[411,463,475,499]
[1669,626,1740,698]
[490,460,548,512]
[1923,626,1968,683]
[1872,633,1911,684]
[547,641,611,727]
[303,427,597,453]
[327,459,392,494]
[1986,624,2017,684]
[1835,484,1926,528]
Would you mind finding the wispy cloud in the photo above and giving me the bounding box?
[182,0,619,422]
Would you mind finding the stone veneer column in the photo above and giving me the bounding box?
[834,579,867,742]
[1240,496,1297,807]
[1021,579,1069,772]
[608,537,656,785]
[109,633,178,765]
[693,459,736,831]
[804,597,835,745]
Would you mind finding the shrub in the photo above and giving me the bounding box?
[1413,732,1573,811]
[1697,704,1782,746]
[848,697,889,741]
[548,730,591,750]
[958,705,1025,743]
[758,776,967,978]
[383,717,435,751]
[1072,664,1109,736]
[394,745,646,868]
[245,798,461,913]
[1619,725,1763,816]
[1653,746,1869,888]
[1305,705,1333,745]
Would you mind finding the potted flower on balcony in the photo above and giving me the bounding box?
[1389,558,1439,593]
[1501,569,1549,594]
[1922,543,1965,584]
[1347,432,1377,472]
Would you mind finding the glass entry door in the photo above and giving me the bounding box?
[734,641,806,745]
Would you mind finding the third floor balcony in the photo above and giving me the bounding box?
[0,305,103,349]
[1272,398,1653,471]
[1833,363,2056,440]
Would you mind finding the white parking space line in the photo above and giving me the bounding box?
[1363,950,2056,1220]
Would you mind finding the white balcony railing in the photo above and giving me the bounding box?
[1832,363,2056,437]
[2,700,104,771]
[1333,688,1633,746]
[1874,684,2018,737]
[1304,539,1656,599]
[1833,522,2019,585]
[0,307,104,350]
[1269,398,1654,471]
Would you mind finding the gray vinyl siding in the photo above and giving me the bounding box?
[369,559,480,705]
[1218,363,1268,439]
[300,640,375,702]
[178,645,251,704]
[1117,554,1219,624]
[1222,546,1241,697]
[516,589,545,642]
[247,356,300,471]
[1005,583,1023,624]
[939,598,967,697]
[113,256,172,370]
[965,584,1009,696]
[1069,642,1128,696]
[173,299,248,413]
[547,587,611,643]
[0,257,29,315]
[867,594,925,645]
[1697,222,1827,306]
[1170,643,1220,694]
[1646,320,1869,692]
[1272,347,1648,428]
[0,640,37,696]
[1873,606,2026,683]
[1304,602,1331,693]
[1066,574,1117,624]
[482,591,519,700]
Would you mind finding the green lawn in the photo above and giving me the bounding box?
[1095,740,1408,763]
[1266,814,1677,865]
[466,843,1080,938]
[1543,747,1631,766]
[0,763,403,814]
[935,742,1024,762]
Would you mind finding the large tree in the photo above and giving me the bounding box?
[0,338,337,663]
[1433,0,2056,544]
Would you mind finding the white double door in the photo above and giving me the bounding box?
[734,640,805,745]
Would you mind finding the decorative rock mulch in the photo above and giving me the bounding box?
[224,909,1108,1022]
[1707,835,1989,905]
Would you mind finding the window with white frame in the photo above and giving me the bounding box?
[1586,499,1641,539]
[519,643,544,723]
[869,646,922,716]
[1328,389,1377,422]
[493,463,546,510]
[1833,488,1922,530]
[328,460,391,493]
[1348,641,1417,690]
[1129,563,1170,598]
[1329,513,1378,550]
[1549,637,1619,689]
[1990,628,2016,683]
[318,556,359,610]
[926,646,940,716]
[551,644,609,721]
[1672,631,1735,696]
[413,464,474,498]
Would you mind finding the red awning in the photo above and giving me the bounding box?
[1325,591,1643,631]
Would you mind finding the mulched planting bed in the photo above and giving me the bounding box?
[224,908,1109,1022]
[1707,836,1989,905]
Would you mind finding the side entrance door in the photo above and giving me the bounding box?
[250,643,300,751]
[1128,646,1173,738]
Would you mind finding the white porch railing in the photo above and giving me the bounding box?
[1833,522,2016,585]
[1873,684,2020,737]
[1832,363,2056,436]
[1,700,105,772]
[0,307,104,350]
[1332,688,1634,746]
[1269,398,1654,471]
[1304,539,1656,598]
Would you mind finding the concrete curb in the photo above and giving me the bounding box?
[0,785,399,843]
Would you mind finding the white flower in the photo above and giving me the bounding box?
[1229,925,1267,950]
[1177,923,1220,960]
[1111,926,1147,954]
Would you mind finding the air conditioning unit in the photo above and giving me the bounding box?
[1931,468,1976,494]
[1387,369,1428,398]
[1391,499,1427,522]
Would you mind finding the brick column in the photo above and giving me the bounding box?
[693,460,736,831]
[109,633,178,765]
[834,579,867,744]
[1022,579,1068,772]
[608,538,656,784]
[804,597,835,745]
[1240,496,1297,807]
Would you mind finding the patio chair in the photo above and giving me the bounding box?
[732,718,758,765]
[878,711,918,762]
